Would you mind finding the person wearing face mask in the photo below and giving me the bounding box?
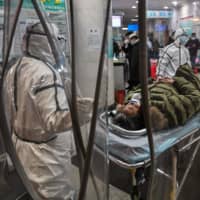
[122,31,133,63]
[186,32,200,67]
[3,23,93,199]
[127,33,140,88]
[156,28,191,80]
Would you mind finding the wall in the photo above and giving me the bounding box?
[170,2,200,37]
[73,0,114,106]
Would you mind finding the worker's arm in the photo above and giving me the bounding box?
[156,48,171,79]
[33,71,93,134]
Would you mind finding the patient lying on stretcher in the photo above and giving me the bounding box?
[112,64,200,131]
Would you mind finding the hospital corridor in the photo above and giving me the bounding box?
[0,0,200,200]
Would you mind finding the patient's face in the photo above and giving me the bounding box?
[123,103,140,116]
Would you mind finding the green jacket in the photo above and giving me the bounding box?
[126,64,200,128]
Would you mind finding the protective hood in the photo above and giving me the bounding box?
[129,32,137,39]
[173,28,188,46]
[23,23,59,65]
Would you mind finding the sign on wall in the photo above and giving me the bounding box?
[180,19,193,35]
[40,0,65,11]
[147,10,173,19]
[0,0,66,11]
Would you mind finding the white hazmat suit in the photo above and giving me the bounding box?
[157,28,191,78]
[3,23,92,199]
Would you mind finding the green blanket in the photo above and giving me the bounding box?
[126,64,200,128]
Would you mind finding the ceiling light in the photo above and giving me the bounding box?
[136,1,139,4]
[172,1,178,6]
[192,17,200,22]
[131,18,138,21]
[164,6,169,9]
[132,5,137,9]
[193,1,199,5]
[122,27,128,30]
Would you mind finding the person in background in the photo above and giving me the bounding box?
[147,34,153,56]
[185,32,200,67]
[148,33,161,59]
[122,31,134,64]
[128,33,140,88]
[113,40,121,58]
[156,28,191,80]
[166,31,175,45]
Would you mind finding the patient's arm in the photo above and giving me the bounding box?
[157,77,174,84]
[116,104,125,112]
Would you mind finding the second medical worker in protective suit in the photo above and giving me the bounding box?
[4,23,93,199]
[156,28,191,79]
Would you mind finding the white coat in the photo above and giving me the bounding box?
[3,23,93,199]
[156,42,191,78]
[4,56,75,199]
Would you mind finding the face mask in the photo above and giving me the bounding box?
[191,36,196,40]
[130,40,135,45]
[179,36,188,45]
[124,39,129,44]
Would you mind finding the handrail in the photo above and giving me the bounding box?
[0,0,43,199]
[68,0,85,176]
[69,0,101,198]
[78,0,111,199]
[138,1,155,200]
[2,0,10,62]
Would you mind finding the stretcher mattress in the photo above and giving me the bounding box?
[96,112,200,166]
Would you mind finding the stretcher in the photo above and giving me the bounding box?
[95,111,200,199]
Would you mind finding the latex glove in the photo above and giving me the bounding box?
[116,104,125,112]
[77,97,93,125]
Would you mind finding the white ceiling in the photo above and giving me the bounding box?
[112,0,200,26]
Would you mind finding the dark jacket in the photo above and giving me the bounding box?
[129,40,140,86]
[122,43,133,62]
[186,38,200,57]
[126,64,200,128]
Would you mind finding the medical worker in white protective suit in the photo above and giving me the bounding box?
[156,28,191,79]
[3,23,93,199]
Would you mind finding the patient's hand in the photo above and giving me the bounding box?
[157,77,174,84]
[116,104,125,112]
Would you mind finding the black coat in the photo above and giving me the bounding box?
[186,38,200,57]
[129,41,140,86]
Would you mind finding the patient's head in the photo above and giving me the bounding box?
[112,112,144,130]
[117,101,141,117]
[114,104,168,131]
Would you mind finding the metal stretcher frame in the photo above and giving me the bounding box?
[105,128,200,169]
[97,118,200,166]
[96,114,200,200]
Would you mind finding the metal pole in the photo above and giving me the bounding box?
[2,0,10,62]
[170,149,177,200]
[177,141,200,199]
[138,1,155,200]
[69,0,85,176]
[65,0,72,61]
[0,0,43,199]
[78,0,111,199]
[68,1,101,198]
[2,0,23,74]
